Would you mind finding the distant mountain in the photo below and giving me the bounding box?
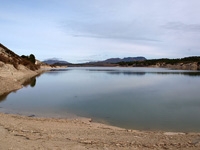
[88,57,146,64]
[43,59,71,65]
[43,57,146,65]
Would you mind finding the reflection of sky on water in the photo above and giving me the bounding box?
[0,67,200,132]
[46,67,200,77]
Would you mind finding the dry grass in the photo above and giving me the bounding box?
[0,43,40,71]
[0,54,19,69]
[20,58,39,71]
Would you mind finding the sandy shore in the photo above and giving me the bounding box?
[0,113,200,150]
[1,65,200,149]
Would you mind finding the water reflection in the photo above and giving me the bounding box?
[107,71,200,76]
[84,68,200,77]
[0,76,37,102]
[153,72,200,77]
[1,67,200,132]
[40,67,200,77]
[107,72,146,76]
[44,69,71,76]
[22,77,37,87]
[0,93,10,102]
[105,71,200,77]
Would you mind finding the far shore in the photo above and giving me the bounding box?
[1,66,200,149]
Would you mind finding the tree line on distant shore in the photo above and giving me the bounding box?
[118,56,200,66]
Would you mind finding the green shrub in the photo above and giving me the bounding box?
[21,54,36,64]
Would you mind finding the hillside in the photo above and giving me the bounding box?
[118,57,200,70]
[0,43,39,71]
[43,58,71,65]
[0,43,45,95]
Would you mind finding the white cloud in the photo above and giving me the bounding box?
[1,0,200,63]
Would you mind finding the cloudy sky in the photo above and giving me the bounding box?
[0,0,200,63]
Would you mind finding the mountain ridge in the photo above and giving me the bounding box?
[43,59,71,65]
[87,57,146,64]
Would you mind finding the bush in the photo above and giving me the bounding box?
[20,58,39,71]
[21,54,36,64]
[0,54,18,69]
[0,53,39,71]
[29,54,36,64]
[0,54,10,63]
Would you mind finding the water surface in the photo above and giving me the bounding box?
[1,67,200,132]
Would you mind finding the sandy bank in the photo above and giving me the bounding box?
[0,62,48,95]
[0,113,200,150]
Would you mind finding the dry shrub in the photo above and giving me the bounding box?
[20,58,39,71]
[0,53,38,70]
[0,43,39,71]
[12,58,19,69]
[0,44,19,59]
[0,54,18,69]
[0,54,10,63]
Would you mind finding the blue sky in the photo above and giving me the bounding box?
[0,0,200,63]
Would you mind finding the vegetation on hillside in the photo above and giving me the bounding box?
[118,56,200,66]
[0,43,39,71]
[21,54,36,64]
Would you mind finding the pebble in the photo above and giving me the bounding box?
[81,140,93,144]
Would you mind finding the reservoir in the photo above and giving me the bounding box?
[1,67,200,132]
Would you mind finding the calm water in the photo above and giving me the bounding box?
[1,67,200,132]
